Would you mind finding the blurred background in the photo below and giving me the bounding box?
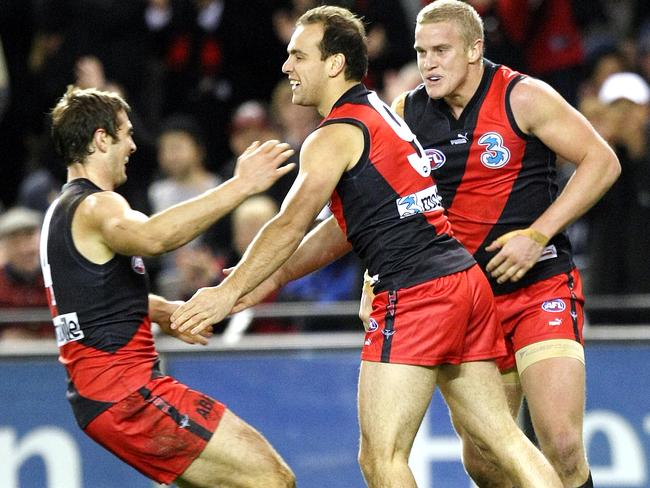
[0,1,649,487]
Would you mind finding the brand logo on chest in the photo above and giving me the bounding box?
[478,132,511,169]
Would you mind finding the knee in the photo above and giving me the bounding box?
[358,437,407,480]
[540,427,584,463]
[272,463,296,488]
[461,436,510,488]
[358,441,380,480]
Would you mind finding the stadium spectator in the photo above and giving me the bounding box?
[587,72,650,295]
[0,37,8,122]
[0,206,50,341]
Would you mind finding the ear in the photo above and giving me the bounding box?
[91,128,110,154]
[328,53,346,78]
[467,39,483,64]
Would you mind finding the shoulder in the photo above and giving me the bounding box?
[304,122,363,154]
[76,190,131,227]
[302,122,365,173]
[509,76,568,134]
[391,91,408,117]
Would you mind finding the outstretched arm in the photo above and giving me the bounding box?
[171,123,364,334]
[76,140,294,260]
[486,77,620,283]
[231,216,352,313]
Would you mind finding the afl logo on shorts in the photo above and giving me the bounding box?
[367,318,379,332]
[425,148,446,170]
[131,256,146,275]
[541,299,566,313]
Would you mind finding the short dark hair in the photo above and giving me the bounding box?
[298,5,368,82]
[159,113,206,149]
[51,85,130,165]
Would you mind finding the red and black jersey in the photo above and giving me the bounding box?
[403,60,574,295]
[40,178,159,428]
[325,84,474,293]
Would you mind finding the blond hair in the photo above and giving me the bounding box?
[417,0,484,50]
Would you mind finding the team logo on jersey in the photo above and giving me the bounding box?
[478,132,511,169]
[367,318,379,332]
[425,148,446,170]
[541,299,566,313]
[131,256,146,274]
[382,328,396,338]
[396,185,443,219]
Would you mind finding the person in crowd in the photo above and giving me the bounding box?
[0,206,50,341]
[587,72,650,297]
[42,85,295,487]
[170,6,563,487]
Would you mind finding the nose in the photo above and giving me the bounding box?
[131,139,137,154]
[282,57,292,74]
[422,52,438,71]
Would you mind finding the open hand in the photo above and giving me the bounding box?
[235,140,295,195]
[170,284,239,335]
[485,229,548,284]
[156,300,214,345]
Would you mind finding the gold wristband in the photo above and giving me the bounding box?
[524,228,550,246]
[496,228,550,247]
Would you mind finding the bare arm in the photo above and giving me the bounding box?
[75,141,294,260]
[171,123,364,334]
[486,77,621,283]
[231,216,352,312]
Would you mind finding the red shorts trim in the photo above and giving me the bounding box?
[361,264,506,366]
[495,268,585,372]
[84,375,226,484]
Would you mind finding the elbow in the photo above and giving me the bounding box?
[605,153,622,187]
[139,238,169,257]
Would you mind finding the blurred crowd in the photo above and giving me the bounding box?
[1,0,650,340]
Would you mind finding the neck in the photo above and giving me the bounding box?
[318,80,359,116]
[67,162,114,191]
[444,60,484,119]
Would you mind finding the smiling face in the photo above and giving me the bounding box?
[282,23,330,109]
[107,110,136,186]
[414,20,481,101]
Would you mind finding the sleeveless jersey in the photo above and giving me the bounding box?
[40,178,159,428]
[403,60,574,295]
[324,84,474,293]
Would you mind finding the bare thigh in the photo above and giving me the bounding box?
[520,356,586,448]
[450,373,522,436]
[438,361,520,451]
[358,360,438,457]
[177,409,292,488]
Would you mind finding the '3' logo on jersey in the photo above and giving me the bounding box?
[478,132,510,169]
